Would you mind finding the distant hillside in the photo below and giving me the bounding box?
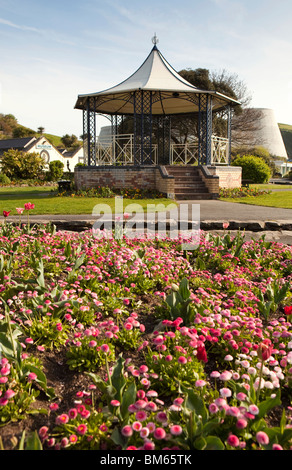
[37,133,65,148]
[0,113,81,149]
[279,123,292,159]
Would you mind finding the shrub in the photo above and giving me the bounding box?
[75,162,85,168]
[283,170,292,180]
[0,173,11,185]
[0,149,45,180]
[47,160,64,181]
[232,154,272,183]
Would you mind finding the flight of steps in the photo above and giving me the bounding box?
[165,165,214,200]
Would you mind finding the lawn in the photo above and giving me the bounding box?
[221,190,292,209]
[250,184,292,190]
[0,186,176,215]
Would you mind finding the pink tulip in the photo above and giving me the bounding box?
[24,202,35,210]
[258,339,273,361]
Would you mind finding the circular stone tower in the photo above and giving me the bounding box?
[250,108,288,158]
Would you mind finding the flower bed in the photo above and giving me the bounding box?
[0,218,291,451]
[219,187,271,199]
[56,185,166,199]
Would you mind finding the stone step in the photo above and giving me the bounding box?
[175,186,207,192]
[173,176,202,182]
[175,182,203,187]
[165,167,200,174]
[175,191,209,197]
[165,165,212,200]
[167,170,201,176]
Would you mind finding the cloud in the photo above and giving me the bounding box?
[0,17,42,34]
[0,17,76,46]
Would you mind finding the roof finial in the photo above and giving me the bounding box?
[152,33,159,46]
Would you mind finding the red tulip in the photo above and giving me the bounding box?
[284,306,292,316]
[197,345,208,363]
[3,210,11,218]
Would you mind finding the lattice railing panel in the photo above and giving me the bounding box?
[211,136,229,164]
[170,143,199,165]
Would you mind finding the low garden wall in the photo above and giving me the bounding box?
[206,165,242,188]
[74,165,175,197]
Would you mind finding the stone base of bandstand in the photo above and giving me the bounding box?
[74,165,242,198]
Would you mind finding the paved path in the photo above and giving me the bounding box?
[2,199,292,244]
[2,199,292,225]
[180,199,292,222]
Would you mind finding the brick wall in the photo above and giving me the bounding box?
[206,166,242,188]
[155,167,175,198]
[74,166,175,196]
[198,166,220,196]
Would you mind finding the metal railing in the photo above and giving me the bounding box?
[96,134,158,165]
[94,133,229,165]
[211,136,229,165]
[170,143,199,165]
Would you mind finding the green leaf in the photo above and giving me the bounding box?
[179,278,190,301]
[194,436,206,450]
[21,364,56,400]
[106,385,118,399]
[120,381,137,422]
[73,253,86,271]
[86,372,108,393]
[36,259,45,288]
[257,391,281,420]
[18,431,26,450]
[64,241,72,258]
[0,332,22,363]
[280,409,286,434]
[24,431,43,450]
[111,356,126,401]
[110,427,126,448]
[184,388,208,422]
[204,436,225,450]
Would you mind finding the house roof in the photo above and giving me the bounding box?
[62,146,83,158]
[0,136,67,159]
[0,136,37,152]
[75,44,241,115]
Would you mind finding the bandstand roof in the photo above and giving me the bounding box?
[74,42,240,115]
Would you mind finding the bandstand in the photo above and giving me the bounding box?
[74,37,242,198]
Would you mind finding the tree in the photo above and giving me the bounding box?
[0,113,18,137]
[170,68,260,145]
[61,134,79,149]
[38,126,45,134]
[231,108,264,148]
[0,149,45,179]
[12,125,36,138]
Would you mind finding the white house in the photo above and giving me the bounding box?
[57,146,84,172]
[0,136,84,170]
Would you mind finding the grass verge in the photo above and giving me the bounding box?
[221,191,292,209]
[0,186,176,215]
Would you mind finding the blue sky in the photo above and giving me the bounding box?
[0,0,291,137]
